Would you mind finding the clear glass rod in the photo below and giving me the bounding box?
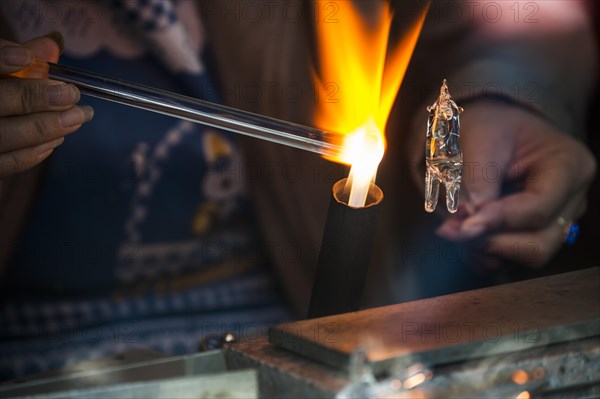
[44,62,344,159]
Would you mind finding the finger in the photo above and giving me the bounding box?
[0,79,80,117]
[437,215,484,241]
[0,39,33,75]
[437,161,551,241]
[437,109,514,239]
[24,32,63,63]
[460,162,572,234]
[435,201,482,240]
[437,186,586,244]
[0,106,93,152]
[482,228,563,269]
[475,194,586,268]
[436,216,465,239]
[0,138,63,178]
[8,32,63,79]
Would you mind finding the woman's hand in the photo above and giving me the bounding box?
[435,101,596,268]
[0,34,93,178]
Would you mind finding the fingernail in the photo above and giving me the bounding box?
[460,223,486,238]
[462,210,493,231]
[1,45,32,66]
[460,211,490,237]
[47,84,80,106]
[37,149,54,162]
[436,223,456,237]
[34,137,64,155]
[59,106,93,128]
[81,105,94,121]
[44,31,65,55]
[435,227,454,240]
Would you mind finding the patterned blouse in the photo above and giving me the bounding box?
[0,0,291,379]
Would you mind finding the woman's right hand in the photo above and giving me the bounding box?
[0,34,93,178]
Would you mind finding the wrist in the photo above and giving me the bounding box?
[456,93,553,129]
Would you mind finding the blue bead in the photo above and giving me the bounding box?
[566,224,579,246]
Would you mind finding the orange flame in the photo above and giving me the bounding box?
[313,1,428,166]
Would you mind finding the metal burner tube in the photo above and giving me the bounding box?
[308,178,383,318]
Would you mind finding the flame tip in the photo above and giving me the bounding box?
[313,1,428,205]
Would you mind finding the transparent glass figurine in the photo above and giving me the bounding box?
[425,79,464,213]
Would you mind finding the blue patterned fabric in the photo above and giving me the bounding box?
[116,0,178,31]
[0,0,291,380]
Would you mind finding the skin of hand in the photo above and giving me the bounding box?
[434,101,596,269]
[0,34,94,178]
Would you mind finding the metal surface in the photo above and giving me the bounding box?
[11,370,257,399]
[3,269,598,398]
[226,337,347,399]
[0,350,227,397]
[226,336,600,398]
[273,268,600,373]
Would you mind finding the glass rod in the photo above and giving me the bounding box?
[46,62,344,159]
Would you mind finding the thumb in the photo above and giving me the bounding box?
[8,32,63,79]
[461,119,514,210]
[461,161,575,233]
[24,31,63,63]
[435,131,512,240]
[435,104,516,240]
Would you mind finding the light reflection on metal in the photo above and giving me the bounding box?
[532,367,545,380]
[512,369,530,385]
[403,372,427,390]
[335,357,434,399]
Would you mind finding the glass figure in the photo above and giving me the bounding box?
[425,79,464,213]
